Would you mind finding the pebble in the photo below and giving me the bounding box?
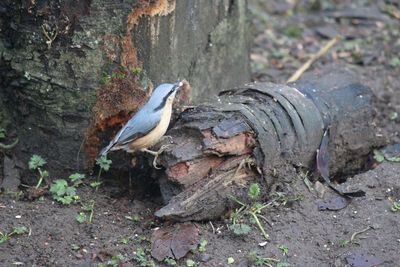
[199,253,211,262]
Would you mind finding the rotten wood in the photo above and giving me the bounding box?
[154,67,385,221]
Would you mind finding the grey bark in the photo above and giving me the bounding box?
[0,0,251,182]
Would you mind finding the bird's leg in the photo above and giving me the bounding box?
[141,145,171,169]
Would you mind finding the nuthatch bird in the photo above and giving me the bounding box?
[99,81,183,168]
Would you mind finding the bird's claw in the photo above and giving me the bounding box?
[142,145,172,169]
[162,135,174,144]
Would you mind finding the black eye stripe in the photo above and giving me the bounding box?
[154,87,176,111]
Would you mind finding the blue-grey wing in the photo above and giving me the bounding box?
[114,107,162,145]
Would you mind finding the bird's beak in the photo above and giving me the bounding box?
[175,80,183,89]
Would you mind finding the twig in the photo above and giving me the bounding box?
[0,138,19,150]
[88,201,95,223]
[209,221,216,234]
[350,225,373,242]
[287,35,341,83]
[41,25,58,49]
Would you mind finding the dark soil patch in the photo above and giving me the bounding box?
[1,0,400,266]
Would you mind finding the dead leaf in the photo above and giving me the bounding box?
[317,129,330,183]
[345,252,384,267]
[318,196,349,211]
[151,223,199,261]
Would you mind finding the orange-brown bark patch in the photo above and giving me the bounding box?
[166,157,224,187]
[121,0,176,68]
[202,129,255,156]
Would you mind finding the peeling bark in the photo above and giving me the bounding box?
[154,68,385,221]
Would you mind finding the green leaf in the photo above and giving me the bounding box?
[56,195,74,205]
[66,186,77,196]
[0,235,9,244]
[29,154,46,170]
[90,181,102,188]
[164,258,177,266]
[70,244,80,251]
[198,239,208,252]
[391,201,400,212]
[69,173,85,182]
[186,259,196,267]
[373,149,385,162]
[108,253,125,266]
[12,226,28,235]
[41,170,49,177]
[248,183,261,200]
[76,212,87,223]
[131,67,143,76]
[283,25,303,38]
[277,262,291,267]
[389,57,400,67]
[50,179,68,196]
[0,127,6,139]
[96,155,112,171]
[229,223,252,235]
[120,238,129,244]
[278,245,289,256]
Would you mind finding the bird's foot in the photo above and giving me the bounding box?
[161,135,173,144]
[141,145,171,169]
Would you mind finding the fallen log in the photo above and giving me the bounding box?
[153,68,384,221]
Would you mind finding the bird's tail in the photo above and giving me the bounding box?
[98,142,113,157]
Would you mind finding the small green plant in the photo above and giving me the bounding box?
[70,244,80,251]
[0,127,6,139]
[69,173,85,186]
[271,191,304,206]
[283,25,303,38]
[50,172,85,205]
[198,239,208,252]
[76,212,87,224]
[125,214,142,223]
[391,201,400,212]
[229,183,270,240]
[50,179,78,205]
[373,149,400,163]
[248,183,261,200]
[119,238,129,245]
[94,155,112,190]
[0,226,29,244]
[131,67,143,76]
[164,257,177,266]
[389,111,398,120]
[278,245,289,256]
[29,154,48,188]
[229,223,252,236]
[186,259,196,267]
[134,247,156,267]
[389,57,400,68]
[339,239,351,247]
[106,253,125,267]
[248,252,281,267]
[101,72,112,86]
[77,200,95,223]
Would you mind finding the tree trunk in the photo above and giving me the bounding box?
[0,0,251,183]
[154,68,385,221]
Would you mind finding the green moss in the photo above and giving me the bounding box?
[283,25,303,38]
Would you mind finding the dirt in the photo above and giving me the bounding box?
[1,0,400,266]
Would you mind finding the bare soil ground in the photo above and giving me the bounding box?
[1,1,400,266]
